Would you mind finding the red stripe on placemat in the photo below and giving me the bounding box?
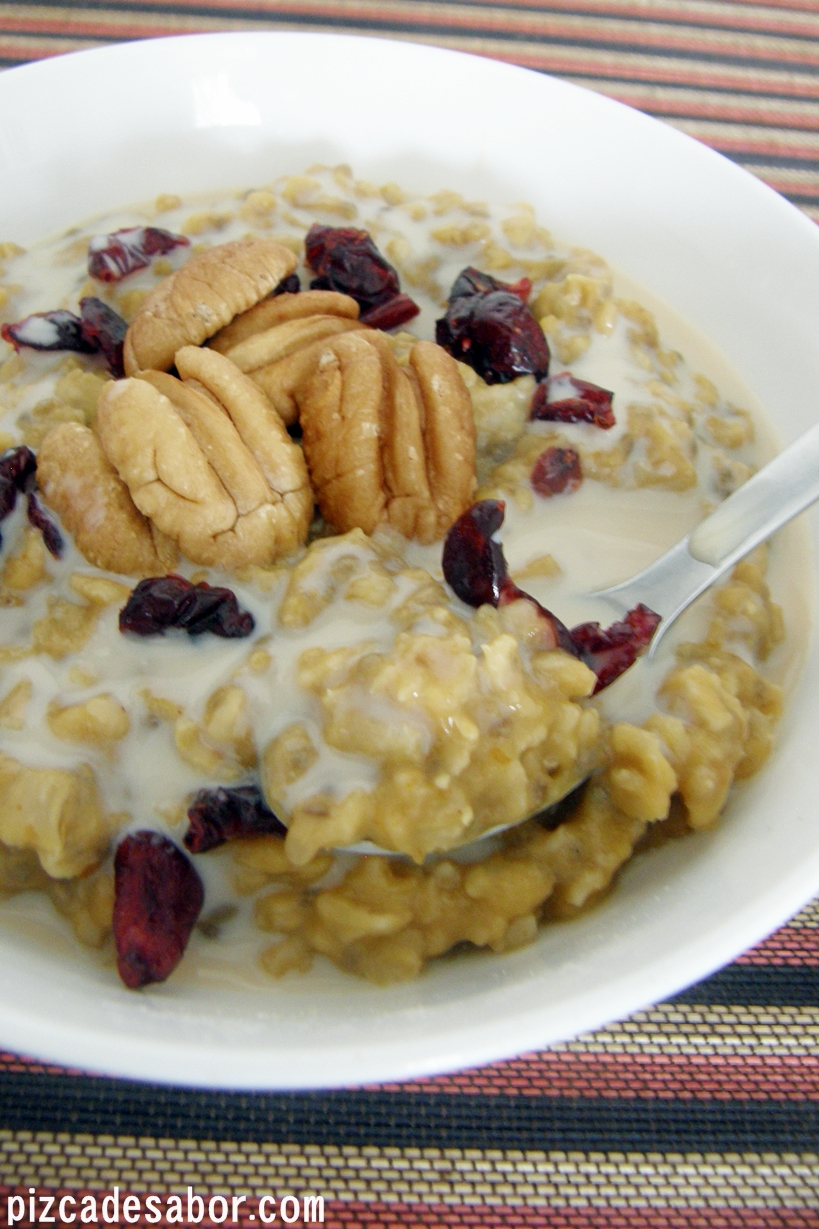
[0,36,99,62]
[668,122,819,157]
[319,1209,819,1229]
[413,39,819,95]
[4,1050,818,1098]
[588,88,819,130]
[737,926,819,964]
[710,165,819,209]
[0,13,253,39]
[0,1052,83,1076]
[379,1051,819,1099]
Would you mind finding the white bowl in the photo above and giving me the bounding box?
[0,31,818,1089]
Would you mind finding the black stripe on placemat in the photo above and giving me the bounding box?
[715,152,819,172]
[769,192,819,209]
[670,964,819,1006]
[2,4,819,77]
[0,1074,817,1150]
[6,0,819,45]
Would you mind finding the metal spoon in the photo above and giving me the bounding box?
[343,421,819,858]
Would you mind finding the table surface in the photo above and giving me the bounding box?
[0,2,818,1226]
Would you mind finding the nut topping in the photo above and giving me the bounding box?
[405,339,479,538]
[209,290,363,426]
[122,237,298,375]
[298,331,476,543]
[97,347,312,569]
[214,312,363,382]
[37,422,179,577]
[209,288,359,352]
[299,331,387,535]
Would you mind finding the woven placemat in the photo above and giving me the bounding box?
[0,1,818,1224]
[0,898,817,1224]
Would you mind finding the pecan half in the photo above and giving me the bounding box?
[297,331,476,544]
[37,422,179,576]
[122,237,298,375]
[96,348,313,569]
[208,290,363,425]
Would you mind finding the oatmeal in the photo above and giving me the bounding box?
[0,165,802,987]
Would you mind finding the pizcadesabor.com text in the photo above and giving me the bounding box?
[8,1187,325,1224]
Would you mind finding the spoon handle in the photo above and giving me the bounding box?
[592,420,819,655]
[689,421,819,566]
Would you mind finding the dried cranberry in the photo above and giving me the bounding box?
[1,300,127,377]
[274,272,301,296]
[442,499,509,608]
[499,584,576,655]
[442,500,576,653]
[0,445,36,495]
[113,830,204,989]
[184,785,286,854]
[448,267,530,305]
[530,373,615,429]
[119,576,254,639]
[570,603,661,693]
[0,480,14,528]
[0,446,37,546]
[87,226,189,283]
[304,224,419,326]
[505,276,533,303]
[531,447,582,497]
[0,449,63,557]
[359,294,420,330]
[1,310,95,355]
[26,491,63,558]
[305,224,398,308]
[435,267,550,385]
[78,296,127,378]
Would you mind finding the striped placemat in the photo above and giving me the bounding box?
[0,896,817,1223]
[0,1,818,1225]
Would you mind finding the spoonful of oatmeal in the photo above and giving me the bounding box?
[339,418,819,858]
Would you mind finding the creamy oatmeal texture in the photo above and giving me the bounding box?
[0,166,798,986]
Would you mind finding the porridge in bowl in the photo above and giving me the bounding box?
[0,165,795,987]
